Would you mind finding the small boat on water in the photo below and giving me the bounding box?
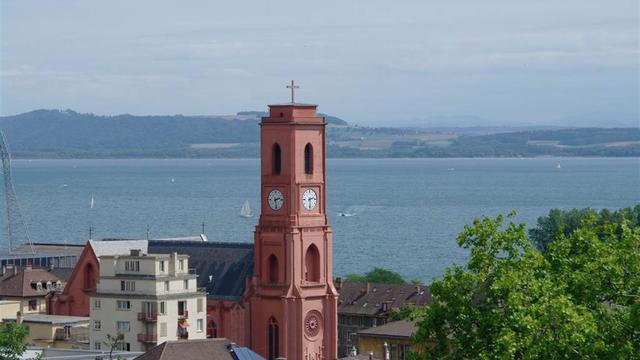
[240,200,253,218]
[338,212,354,217]
[557,163,561,169]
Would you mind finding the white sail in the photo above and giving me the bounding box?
[90,195,94,209]
[240,200,253,218]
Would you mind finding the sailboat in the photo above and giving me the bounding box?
[240,200,253,218]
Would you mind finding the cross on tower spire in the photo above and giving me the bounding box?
[286,80,299,103]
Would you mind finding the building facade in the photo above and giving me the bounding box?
[90,250,207,352]
[48,98,340,360]
[357,320,416,360]
[250,102,338,360]
[336,281,431,357]
[2,313,90,349]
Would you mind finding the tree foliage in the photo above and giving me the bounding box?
[345,267,407,284]
[103,332,126,360]
[0,322,29,360]
[410,208,640,359]
[530,205,640,252]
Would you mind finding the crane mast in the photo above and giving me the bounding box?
[0,130,34,253]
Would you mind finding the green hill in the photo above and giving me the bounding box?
[0,109,638,158]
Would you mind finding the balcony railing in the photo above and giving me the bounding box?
[137,312,158,322]
[137,333,157,343]
[178,310,189,319]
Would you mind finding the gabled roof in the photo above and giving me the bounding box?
[134,338,264,360]
[337,281,432,316]
[148,240,254,300]
[0,266,63,297]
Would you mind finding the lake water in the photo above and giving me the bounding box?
[6,158,640,282]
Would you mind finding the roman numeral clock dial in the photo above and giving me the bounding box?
[302,189,318,210]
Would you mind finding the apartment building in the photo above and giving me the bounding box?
[90,250,207,352]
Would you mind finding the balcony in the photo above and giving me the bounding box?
[137,333,157,343]
[138,312,158,322]
[178,310,189,319]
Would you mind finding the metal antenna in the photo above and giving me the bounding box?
[0,130,34,254]
[201,221,205,235]
[146,224,150,240]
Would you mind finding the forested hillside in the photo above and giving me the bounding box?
[1,109,638,158]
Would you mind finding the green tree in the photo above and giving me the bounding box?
[345,267,407,284]
[410,210,639,359]
[103,332,125,360]
[529,205,640,252]
[0,322,29,360]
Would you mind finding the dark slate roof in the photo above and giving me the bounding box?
[148,240,254,300]
[337,281,432,316]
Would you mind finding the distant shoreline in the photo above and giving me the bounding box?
[12,156,640,161]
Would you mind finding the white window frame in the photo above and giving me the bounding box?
[117,321,130,333]
[117,300,131,310]
[93,320,101,330]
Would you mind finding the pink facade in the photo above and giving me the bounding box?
[250,103,338,360]
[48,242,98,317]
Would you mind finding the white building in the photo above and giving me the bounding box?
[90,249,207,352]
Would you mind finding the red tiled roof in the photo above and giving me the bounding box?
[134,339,235,360]
[0,266,63,297]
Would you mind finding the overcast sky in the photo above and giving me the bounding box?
[1,0,638,125]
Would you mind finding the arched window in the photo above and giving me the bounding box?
[207,320,217,338]
[304,143,313,174]
[272,143,281,175]
[268,317,279,360]
[84,264,95,290]
[304,244,320,282]
[267,255,279,283]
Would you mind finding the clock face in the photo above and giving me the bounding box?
[268,189,284,210]
[302,189,318,210]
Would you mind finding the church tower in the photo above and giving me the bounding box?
[251,83,338,360]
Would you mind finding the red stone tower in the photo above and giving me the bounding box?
[250,88,338,360]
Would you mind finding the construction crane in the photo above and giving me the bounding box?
[0,130,34,253]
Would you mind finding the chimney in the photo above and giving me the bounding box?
[350,346,357,357]
[335,277,343,290]
[366,282,371,294]
[16,311,22,325]
[3,264,15,276]
[382,301,389,312]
